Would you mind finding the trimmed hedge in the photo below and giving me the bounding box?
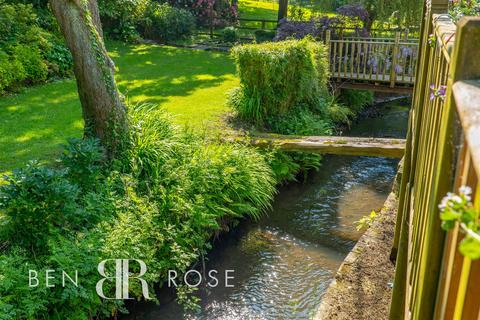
[230,38,329,124]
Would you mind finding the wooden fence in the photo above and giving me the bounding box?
[389,0,480,318]
[237,18,278,30]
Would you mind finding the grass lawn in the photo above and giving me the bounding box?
[238,0,279,20]
[0,42,238,175]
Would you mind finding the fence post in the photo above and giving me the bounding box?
[261,20,266,30]
[325,29,331,64]
[390,32,401,88]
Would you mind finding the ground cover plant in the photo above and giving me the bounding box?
[0,106,276,319]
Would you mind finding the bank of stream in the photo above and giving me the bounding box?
[123,102,409,320]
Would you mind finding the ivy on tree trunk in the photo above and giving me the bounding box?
[49,0,128,158]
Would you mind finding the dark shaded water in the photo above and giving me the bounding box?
[124,103,408,320]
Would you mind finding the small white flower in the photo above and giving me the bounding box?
[452,195,463,204]
[439,196,449,210]
[459,185,472,196]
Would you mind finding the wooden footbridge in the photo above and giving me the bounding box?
[324,31,419,93]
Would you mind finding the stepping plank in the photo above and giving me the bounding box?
[247,134,406,158]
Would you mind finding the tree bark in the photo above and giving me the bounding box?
[49,0,128,158]
[278,0,289,21]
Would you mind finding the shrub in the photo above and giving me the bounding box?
[98,0,148,41]
[168,0,238,27]
[0,107,276,318]
[43,37,73,78]
[338,89,374,113]
[254,29,276,43]
[0,162,82,253]
[0,50,25,94]
[265,106,333,136]
[141,3,196,42]
[230,38,329,124]
[221,26,239,43]
[13,45,48,83]
[275,16,345,41]
[0,1,72,92]
[326,100,355,126]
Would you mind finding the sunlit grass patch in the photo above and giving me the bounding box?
[0,42,238,174]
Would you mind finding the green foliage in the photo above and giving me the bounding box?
[338,89,374,114]
[266,150,322,183]
[99,0,149,41]
[356,210,377,231]
[325,99,355,127]
[221,26,240,43]
[230,38,329,124]
[265,106,333,136]
[61,138,105,191]
[449,0,480,21]
[0,50,25,94]
[13,45,48,84]
[0,1,72,93]
[439,186,480,259]
[0,106,276,318]
[141,2,196,42]
[254,29,276,43]
[0,162,82,253]
[43,38,73,78]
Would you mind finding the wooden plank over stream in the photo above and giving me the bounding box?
[246,134,406,158]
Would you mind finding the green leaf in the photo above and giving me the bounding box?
[459,236,480,260]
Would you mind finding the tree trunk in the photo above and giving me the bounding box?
[49,0,128,158]
[278,0,289,21]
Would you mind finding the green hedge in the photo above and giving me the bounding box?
[229,38,329,124]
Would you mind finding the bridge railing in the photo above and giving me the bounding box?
[389,0,480,318]
[326,31,419,87]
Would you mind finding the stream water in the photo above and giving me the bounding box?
[123,102,409,320]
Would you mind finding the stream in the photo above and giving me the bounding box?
[123,102,409,320]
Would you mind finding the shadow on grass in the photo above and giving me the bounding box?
[0,43,238,174]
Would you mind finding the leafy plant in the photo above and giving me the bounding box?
[230,38,329,124]
[141,2,196,42]
[439,186,480,259]
[0,162,82,253]
[0,106,277,318]
[254,29,276,43]
[356,210,377,231]
[449,0,480,21]
[221,26,239,43]
[98,0,148,41]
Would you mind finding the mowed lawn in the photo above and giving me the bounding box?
[238,0,279,20]
[0,42,238,174]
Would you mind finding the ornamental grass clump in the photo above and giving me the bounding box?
[229,38,329,124]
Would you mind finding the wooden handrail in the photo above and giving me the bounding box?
[389,5,480,318]
[327,32,419,87]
